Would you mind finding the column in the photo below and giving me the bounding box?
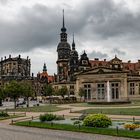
[107,81,111,102]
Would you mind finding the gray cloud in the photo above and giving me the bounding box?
[0,0,8,5]
[0,0,140,72]
[111,48,126,56]
[0,4,61,53]
[88,50,108,59]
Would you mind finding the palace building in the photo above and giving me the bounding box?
[0,55,31,80]
[53,10,140,102]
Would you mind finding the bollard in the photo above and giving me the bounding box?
[116,126,119,135]
[78,124,81,129]
[133,117,135,122]
[11,119,14,125]
[32,116,33,120]
[29,121,31,125]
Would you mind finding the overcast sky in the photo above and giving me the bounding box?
[0,0,140,75]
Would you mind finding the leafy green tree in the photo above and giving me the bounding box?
[58,86,68,99]
[21,82,34,107]
[4,81,22,109]
[43,84,54,103]
[78,87,85,102]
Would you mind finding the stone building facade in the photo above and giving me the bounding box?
[0,55,31,80]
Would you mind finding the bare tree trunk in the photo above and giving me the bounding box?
[27,97,29,107]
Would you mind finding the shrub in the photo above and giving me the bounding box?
[0,112,9,117]
[83,114,112,128]
[45,114,56,121]
[73,120,81,125]
[39,114,56,122]
[55,115,65,120]
[39,114,47,122]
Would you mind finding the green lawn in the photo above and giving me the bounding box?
[7,104,67,112]
[71,101,140,107]
[15,121,140,139]
[74,108,140,116]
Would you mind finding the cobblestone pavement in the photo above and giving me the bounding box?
[0,123,137,140]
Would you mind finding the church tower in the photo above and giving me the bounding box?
[56,10,71,82]
[69,33,79,81]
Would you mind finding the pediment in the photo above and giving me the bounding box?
[78,67,124,75]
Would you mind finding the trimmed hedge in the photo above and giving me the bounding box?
[83,114,112,128]
[39,114,64,122]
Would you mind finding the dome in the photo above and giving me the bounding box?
[70,50,78,57]
[57,42,71,51]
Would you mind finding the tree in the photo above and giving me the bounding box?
[4,81,22,109]
[78,87,85,102]
[58,86,68,99]
[21,82,34,107]
[43,84,54,103]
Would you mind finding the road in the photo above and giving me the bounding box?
[0,123,137,140]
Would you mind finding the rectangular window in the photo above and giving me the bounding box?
[111,82,119,99]
[84,84,91,100]
[70,85,74,89]
[97,83,105,100]
[129,83,135,95]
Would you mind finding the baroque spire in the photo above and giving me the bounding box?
[43,63,47,72]
[72,33,75,50]
[61,9,66,33]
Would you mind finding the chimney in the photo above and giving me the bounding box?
[104,59,106,62]
[4,56,6,60]
[94,58,99,61]
[9,54,11,58]
[128,60,131,63]
[1,57,3,61]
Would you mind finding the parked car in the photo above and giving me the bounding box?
[16,99,26,107]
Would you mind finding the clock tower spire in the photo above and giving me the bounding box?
[56,10,71,82]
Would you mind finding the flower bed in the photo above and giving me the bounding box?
[124,124,140,131]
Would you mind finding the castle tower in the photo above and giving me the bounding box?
[69,33,79,81]
[56,10,71,82]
